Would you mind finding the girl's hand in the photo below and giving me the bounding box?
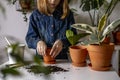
[50,40,63,58]
[37,41,47,56]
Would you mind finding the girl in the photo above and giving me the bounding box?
[26,0,76,59]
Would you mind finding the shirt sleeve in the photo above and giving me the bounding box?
[25,13,41,49]
[60,11,77,48]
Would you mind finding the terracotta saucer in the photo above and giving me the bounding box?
[72,61,87,67]
[88,63,112,71]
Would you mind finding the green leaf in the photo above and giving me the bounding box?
[81,33,100,45]
[98,14,108,32]
[80,0,105,11]
[66,30,89,45]
[1,67,21,78]
[71,23,95,33]
[33,55,42,65]
[26,65,51,75]
[103,18,120,36]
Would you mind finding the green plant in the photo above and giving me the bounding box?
[79,0,119,26]
[0,43,51,79]
[68,0,118,27]
[71,15,120,45]
[66,30,89,45]
[69,0,120,45]
[7,0,36,22]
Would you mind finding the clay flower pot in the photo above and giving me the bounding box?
[43,48,56,64]
[113,31,120,45]
[87,43,114,71]
[102,37,110,44]
[69,45,88,67]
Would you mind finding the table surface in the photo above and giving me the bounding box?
[0,60,120,80]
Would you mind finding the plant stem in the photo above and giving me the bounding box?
[88,11,94,26]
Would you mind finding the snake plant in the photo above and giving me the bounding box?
[70,0,120,45]
[71,14,120,45]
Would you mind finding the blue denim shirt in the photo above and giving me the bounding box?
[26,9,76,59]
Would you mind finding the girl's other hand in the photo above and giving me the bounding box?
[50,40,63,58]
[37,41,47,56]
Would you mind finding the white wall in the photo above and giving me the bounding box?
[70,0,120,25]
[0,0,30,45]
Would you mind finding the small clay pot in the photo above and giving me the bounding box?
[69,45,88,67]
[43,48,56,64]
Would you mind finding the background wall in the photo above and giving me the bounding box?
[0,0,29,44]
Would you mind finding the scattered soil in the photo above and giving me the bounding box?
[25,65,68,74]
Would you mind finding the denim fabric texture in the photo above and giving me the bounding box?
[26,8,76,59]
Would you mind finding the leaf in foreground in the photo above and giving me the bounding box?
[1,67,21,78]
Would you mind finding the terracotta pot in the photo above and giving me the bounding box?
[113,31,120,45]
[102,37,110,44]
[87,43,114,71]
[43,48,56,64]
[69,45,88,67]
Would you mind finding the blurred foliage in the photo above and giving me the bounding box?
[0,43,51,79]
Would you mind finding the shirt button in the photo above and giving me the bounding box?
[51,25,54,28]
[51,34,54,36]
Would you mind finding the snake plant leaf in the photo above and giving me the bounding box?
[71,23,95,34]
[103,18,120,36]
[98,14,108,32]
[81,33,101,45]
[66,30,89,45]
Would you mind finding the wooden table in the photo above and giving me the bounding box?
[0,60,120,80]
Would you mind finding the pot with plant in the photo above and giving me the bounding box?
[66,30,89,67]
[8,0,36,22]
[70,0,120,71]
[80,0,119,43]
[71,15,120,71]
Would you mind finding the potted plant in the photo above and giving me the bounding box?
[66,30,89,67]
[71,0,120,71]
[7,0,36,22]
